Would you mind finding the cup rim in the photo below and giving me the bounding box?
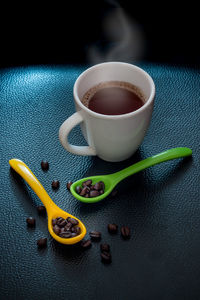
[73,61,155,120]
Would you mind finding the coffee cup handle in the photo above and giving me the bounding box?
[59,111,96,156]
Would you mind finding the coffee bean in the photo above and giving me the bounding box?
[75,179,105,198]
[72,226,81,235]
[57,219,67,227]
[41,161,49,171]
[75,186,82,194]
[60,227,67,233]
[66,181,73,190]
[70,226,76,233]
[59,231,72,238]
[52,218,57,226]
[71,232,78,237]
[26,217,36,227]
[37,205,46,215]
[52,180,59,189]
[108,223,118,234]
[37,238,47,248]
[101,251,112,263]
[89,231,101,240]
[89,190,100,197]
[67,217,79,225]
[56,217,64,225]
[53,225,61,235]
[80,186,90,196]
[99,181,105,190]
[121,226,131,239]
[81,239,92,249]
[100,243,110,252]
[93,182,102,191]
[82,180,92,187]
[64,222,73,231]
[52,216,81,239]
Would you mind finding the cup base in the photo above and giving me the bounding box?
[97,153,134,163]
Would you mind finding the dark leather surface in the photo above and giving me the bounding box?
[0,63,200,300]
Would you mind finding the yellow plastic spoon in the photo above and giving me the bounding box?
[9,159,86,245]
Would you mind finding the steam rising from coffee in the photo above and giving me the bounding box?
[87,0,145,63]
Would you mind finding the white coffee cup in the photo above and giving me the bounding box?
[59,62,155,162]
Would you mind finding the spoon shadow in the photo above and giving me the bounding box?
[9,168,39,209]
[51,238,86,261]
[132,155,193,192]
[74,153,193,215]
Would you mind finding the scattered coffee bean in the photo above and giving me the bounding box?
[108,223,118,234]
[26,217,36,227]
[52,180,60,189]
[37,238,47,248]
[100,243,110,252]
[121,226,131,239]
[81,239,92,249]
[100,242,111,263]
[41,160,49,171]
[37,205,46,215]
[66,181,73,190]
[75,179,105,198]
[89,231,101,240]
[52,216,81,239]
[101,251,112,263]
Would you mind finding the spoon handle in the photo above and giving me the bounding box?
[111,147,192,184]
[9,159,58,211]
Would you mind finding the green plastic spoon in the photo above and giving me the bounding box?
[70,147,192,203]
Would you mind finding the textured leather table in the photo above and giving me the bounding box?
[0,63,200,300]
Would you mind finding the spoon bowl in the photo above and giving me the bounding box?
[70,147,192,203]
[70,175,114,203]
[9,159,86,245]
[47,209,86,245]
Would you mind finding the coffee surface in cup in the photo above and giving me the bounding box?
[81,81,145,115]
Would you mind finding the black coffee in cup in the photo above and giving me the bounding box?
[81,81,145,115]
